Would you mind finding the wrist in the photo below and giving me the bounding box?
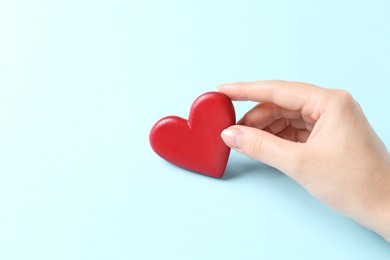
[366,162,390,242]
[373,195,390,242]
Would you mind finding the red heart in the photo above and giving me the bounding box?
[149,92,236,178]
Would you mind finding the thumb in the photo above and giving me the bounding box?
[221,125,303,175]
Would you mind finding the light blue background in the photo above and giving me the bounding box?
[1,0,390,259]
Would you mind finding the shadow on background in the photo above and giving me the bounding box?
[222,152,281,180]
[222,151,323,213]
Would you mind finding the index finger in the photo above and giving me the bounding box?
[218,80,327,111]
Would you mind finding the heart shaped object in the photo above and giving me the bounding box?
[149,92,236,178]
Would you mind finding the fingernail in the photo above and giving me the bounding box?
[221,127,243,149]
[218,83,234,91]
[217,84,226,91]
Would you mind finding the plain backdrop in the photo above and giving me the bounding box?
[1,0,390,259]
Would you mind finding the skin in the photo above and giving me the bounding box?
[218,80,390,242]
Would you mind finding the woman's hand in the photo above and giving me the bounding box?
[219,80,390,242]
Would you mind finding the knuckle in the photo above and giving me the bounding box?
[268,80,286,92]
[355,100,363,112]
[268,79,287,86]
[241,113,256,127]
[331,89,355,108]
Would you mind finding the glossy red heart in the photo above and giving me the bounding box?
[149,92,236,178]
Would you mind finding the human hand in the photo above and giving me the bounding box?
[219,80,390,242]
